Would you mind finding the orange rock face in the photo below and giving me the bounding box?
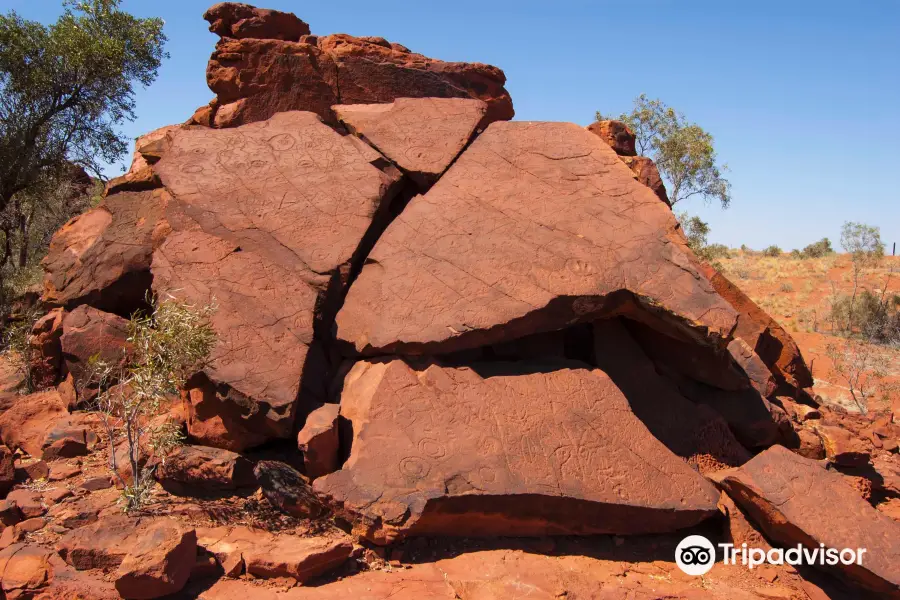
[334,98,488,189]
[315,360,719,544]
[337,120,738,356]
[712,445,900,597]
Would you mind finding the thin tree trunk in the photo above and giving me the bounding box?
[17,214,28,268]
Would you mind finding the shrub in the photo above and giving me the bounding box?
[780,282,794,292]
[763,245,782,257]
[800,238,833,259]
[83,297,215,511]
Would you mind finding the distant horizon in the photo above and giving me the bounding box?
[3,0,898,252]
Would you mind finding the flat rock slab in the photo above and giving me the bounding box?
[314,360,719,544]
[336,121,738,356]
[334,98,487,188]
[712,445,900,597]
[153,110,401,276]
[152,229,321,440]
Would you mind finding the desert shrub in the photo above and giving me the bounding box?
[826,340,889,414]
[763,245,782,257]
[800,237,833,259]
[829,289,900,344]
[790,249,801,258]
[780,282,794,292]
[83,297,215,511]
[697,243,730,262]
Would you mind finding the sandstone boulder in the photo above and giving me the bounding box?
[315,360,720,544]
[0,390,68,458]
[815,424,870,467]
[57,515,139,570]
[296,403,340,479]
[204,19,514,128]
[334,98,487,189]
[105,126,178,195]
[60,305,129,384]
[336,121,739,357]
[586,120,636,156]
[155,444,256,493]
[0,544,54,596]
[198,525,352,582]
[204,2,310,41]
[253,460,325,519]
[5,490,44,519]
[41,188,172,314]
[712,445,900,597]
[114,520,196,600]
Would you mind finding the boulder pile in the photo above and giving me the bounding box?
[0,3,897,599]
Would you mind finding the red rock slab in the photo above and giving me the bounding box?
[700,264,813,393]
[336,121,738,357]
[152,229,321,441]
[814,424,870,467]
[0,390,68,458]
[296,403,340,479]
[155,444,256,493]
[592,319,750,470]
[197,526,352,582]
[314,360,719,544]
[711,445,900,597]
[152,110,402,276]
[0,445,14,497]
[204,3,311,41]
[0,543,54,596]
[320,34,513,127]
[334,98,487,189]
[114,520,196,600]
[41,188,172,313]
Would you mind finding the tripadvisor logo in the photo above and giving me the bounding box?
[675,535,867,576]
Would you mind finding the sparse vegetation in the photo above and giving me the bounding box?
[82,297,215,511]
[799,237,833,259]
[602,94,731,208]
[826,340,889,414]
[763,245,782,257]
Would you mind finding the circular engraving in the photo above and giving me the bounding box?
[182,164,204,174]
[417,437,447,459]
[268,133,296,151]
[399,457,430,479]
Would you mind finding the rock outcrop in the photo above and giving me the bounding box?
[199,4,513,128]
[23,4,876,599]
[315,359,720,544]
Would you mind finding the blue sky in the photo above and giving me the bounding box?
[4,0,898,251]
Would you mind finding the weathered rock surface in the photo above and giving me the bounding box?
[337,121,739,357]
[150,111,404,441]
[198,525,352,582]
[41,188,172,313]
[0,390,68,458]
[204,2,311,41]
[620,155,670,205]
[0,543,54,596]
[253,460,325,519]
[114,520,196,600]
[712,445,900,597]
[334,98,487,189]
[315,360,720,543]
[587,120,636,156]
[203,8,514,129]
[296,403,340,479]
[105,126,177,195]
[28,308,65,389]
[155,444,256,493]
[815,424,871,467]
[700,263,813,393]
[40,414,99,459]
[60,305,129,383]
